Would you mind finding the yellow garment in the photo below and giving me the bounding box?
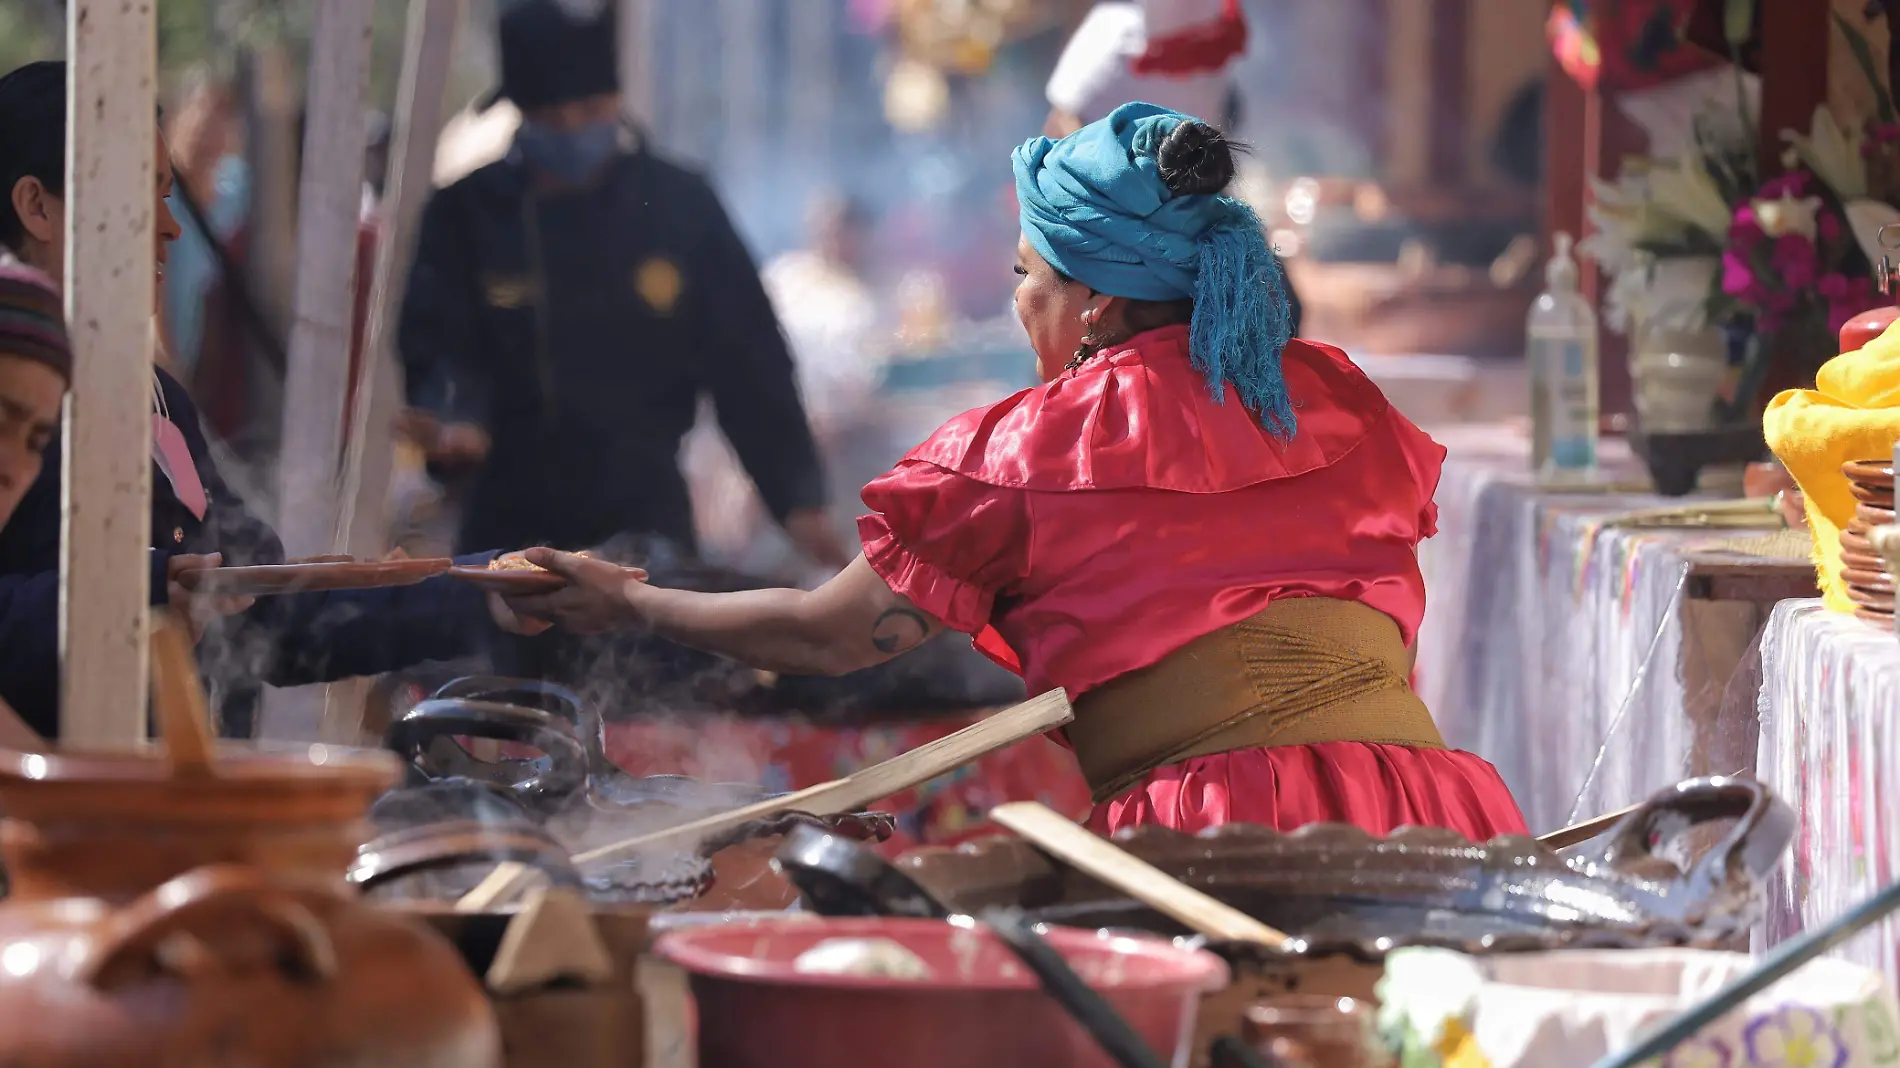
[1762,319,1900,612]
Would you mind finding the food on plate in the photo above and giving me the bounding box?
[487,551,591,573]
[790,938,933,981]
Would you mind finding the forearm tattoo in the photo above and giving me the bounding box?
[869,606,930,655]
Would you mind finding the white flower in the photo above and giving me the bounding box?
[1783,105,1867,200]
[1375,948,1484,1050]
[1649,154,1736,242]
[1752,194,1824,241]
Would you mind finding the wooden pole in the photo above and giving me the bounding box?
[262,0,375,742]
[619,0,657,130]
[60,0,157,747]
[323,0,464,743]
[787,0,836,164]
[276,0,375,559]
[718,0,766,170]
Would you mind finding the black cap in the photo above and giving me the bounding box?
[498,0,619,111]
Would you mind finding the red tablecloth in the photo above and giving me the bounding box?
[602,711,1093,853]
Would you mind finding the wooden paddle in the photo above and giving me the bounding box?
[1536,771,1750,851]
[456,689,1076,912]
[987,801,1292,949]
[150,612,216,775]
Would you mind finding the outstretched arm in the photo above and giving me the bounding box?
[500,550,945,677]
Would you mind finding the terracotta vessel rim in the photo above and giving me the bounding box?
[0,742,397,790]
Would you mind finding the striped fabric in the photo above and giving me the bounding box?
[0,259,69,381]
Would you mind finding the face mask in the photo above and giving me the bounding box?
[516,119,621,185]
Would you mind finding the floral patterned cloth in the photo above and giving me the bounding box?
[1379,948,1900,1068]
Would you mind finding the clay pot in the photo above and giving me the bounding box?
[0,743,501,1067]
[1242,995,1393,1068]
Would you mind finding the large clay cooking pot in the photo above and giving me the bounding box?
[0,743,501,1067]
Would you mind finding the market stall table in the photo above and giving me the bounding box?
[1756,599,1900,990]
[1416,425,1815,833]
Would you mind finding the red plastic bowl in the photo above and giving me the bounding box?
[656,916,1229,1068]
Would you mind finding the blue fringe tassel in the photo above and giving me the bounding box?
[1189,198,1296,441]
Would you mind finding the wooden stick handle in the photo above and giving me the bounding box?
[455,691,1075,912]
[150,613,216,775]
[987,802,1291,949]
[1537,771,1751,851]
[1536,801,1645,850]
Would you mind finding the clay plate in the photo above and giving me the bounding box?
[1857,606,1896,625]
[1841,551,1886,574]
[1843,529,1879,556]
[1843,459,1895,488]
[898,777,1794,961]
[1855,503,1897,530]
[1850,482,1896,506]
[176,558,452,596]
[1843,567,1896,592]
[444,566,568,595]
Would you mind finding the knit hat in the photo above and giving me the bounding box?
[0,259,70,382]
[497,0,619,110]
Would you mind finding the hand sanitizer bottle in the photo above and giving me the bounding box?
[1528,232,1599,481]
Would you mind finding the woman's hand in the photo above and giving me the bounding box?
[165,552,257,642]
[489,548,650,636]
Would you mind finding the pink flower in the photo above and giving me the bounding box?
[1819,211,1842,243]
[1760,172,1812,199]
[1874,122,1900,142]
[1731,205,1765,246]
[1723,251,1763,300]
[1823,272,1885,335]
[1774,234,1819,289]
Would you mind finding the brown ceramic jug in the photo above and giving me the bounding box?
[0,742,502,1068]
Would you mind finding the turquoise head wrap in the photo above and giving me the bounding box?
[1013,101,1295,438]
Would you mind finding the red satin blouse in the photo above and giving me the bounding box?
[857,324,1446,700]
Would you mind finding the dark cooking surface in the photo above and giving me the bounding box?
[365,676,897,907]
[898,778,1794,959]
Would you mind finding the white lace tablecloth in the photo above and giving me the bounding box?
[1756,600,1900,987]
[1416,426,1771,834]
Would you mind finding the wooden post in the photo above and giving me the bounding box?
[1543,57,1645,418]
[619,0,657,130]
[1427,0,1471,187]
[1757,0,1831,174]
[276,0,375,559]
[323,0,464,742]
[787,0,836,164]
[718,0,766,170]
[60,0,158,746]
[262,0,374,742]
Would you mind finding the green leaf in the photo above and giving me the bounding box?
[1834,11,1897,124]
[1724,0,1758,51]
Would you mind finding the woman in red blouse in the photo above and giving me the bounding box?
[499,104,1526,841]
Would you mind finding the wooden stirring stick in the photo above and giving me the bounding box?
[150,612,217,775]
[1535,800,1647,850]
[987,802,1291,949]
[1535,771,1750,851]
[456,689,1076,912]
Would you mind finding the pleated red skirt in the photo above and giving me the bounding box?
[1086,742,1528,840]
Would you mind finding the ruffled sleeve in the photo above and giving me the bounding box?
[857,459,1032,635]
[1388,410,1447,540]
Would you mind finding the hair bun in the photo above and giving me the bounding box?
[1156,120,1236,197]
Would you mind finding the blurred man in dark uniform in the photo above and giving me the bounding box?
[400,0,849,570]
